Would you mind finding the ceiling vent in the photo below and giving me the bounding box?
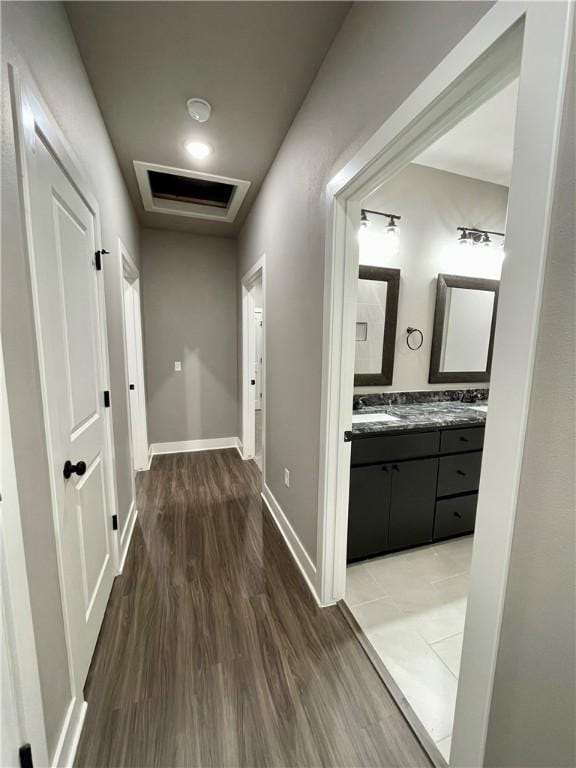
[133,161,251,222]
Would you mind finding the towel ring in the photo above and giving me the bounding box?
[406,327,424,351]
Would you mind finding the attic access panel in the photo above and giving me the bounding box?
[133,161,251,222]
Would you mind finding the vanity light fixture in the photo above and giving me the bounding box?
[457,226,505,248]
[361,209,402,232]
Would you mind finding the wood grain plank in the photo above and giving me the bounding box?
[75,449,432,767]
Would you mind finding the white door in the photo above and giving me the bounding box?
[254,309,263,410]
[122,272,148,472]
[25,123,116,688]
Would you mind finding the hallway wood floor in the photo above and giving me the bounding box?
[75,450,431,767]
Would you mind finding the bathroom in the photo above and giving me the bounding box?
[344,80,517,762]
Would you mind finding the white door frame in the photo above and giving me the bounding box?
[240,256,266,474]
[316,3,573,766]
[119,239,149,472]
[9,64,122,764]
[1,347,49,768]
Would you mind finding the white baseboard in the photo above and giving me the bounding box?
[261,484,328,607]
[118,501,138,573]
[52,696,87,768]
[149,437,240,456]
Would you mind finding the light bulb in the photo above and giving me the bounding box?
[185,141,213,159]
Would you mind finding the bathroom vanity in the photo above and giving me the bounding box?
[346,392,487,562]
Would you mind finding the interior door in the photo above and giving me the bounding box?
[123,278,142,470]
[26,131,116,688]
[254,308,263,410]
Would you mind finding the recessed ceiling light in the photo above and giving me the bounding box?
[185,141,213,160]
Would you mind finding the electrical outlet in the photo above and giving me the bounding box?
[284,468,290,488]
[174,361,181,372]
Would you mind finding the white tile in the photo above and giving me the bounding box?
[432,633,464,677]
[350,597,405,635]
[405,543,468,583]
[369,625,458,742]
[391,597,466,645]
[436,735,452,762]
[345,563,383,606]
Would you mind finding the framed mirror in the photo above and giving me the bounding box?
[354,266,400,386]
[429,273,499,384]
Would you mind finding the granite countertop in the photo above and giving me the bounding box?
[349,401,487,439]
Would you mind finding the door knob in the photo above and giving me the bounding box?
[63,460,87,479]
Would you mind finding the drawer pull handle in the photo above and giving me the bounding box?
[454,511,462,519]
[459,436,469,443]
[381,466,389,473]
[456,469,467,476]
[392,465,400,472]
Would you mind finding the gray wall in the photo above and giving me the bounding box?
[237,0,493,561]
[141,230,238,445]
[358,163,508,393]
[484,31,575,768]
[1,1,139,757]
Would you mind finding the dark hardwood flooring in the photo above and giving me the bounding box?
[75,450,431,767]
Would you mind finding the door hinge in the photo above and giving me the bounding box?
[129,384,135,390]
[103,390,111,408]
[250,379,256,385]
[94,248,109,271]
[112,514,118,531]
[19,744,33,768]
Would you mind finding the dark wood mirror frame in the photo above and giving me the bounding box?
[354,266,401,387]
[429,273,499,384]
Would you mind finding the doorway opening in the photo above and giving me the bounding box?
[120,241,149,472]
[316,5,572,767]
[241,257,266,476]
[343,74,518,763]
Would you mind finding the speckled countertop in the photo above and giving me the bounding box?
[348,396,488,439]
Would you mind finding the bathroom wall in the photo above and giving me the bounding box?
[141,229,238,446]
[357,162,508,393]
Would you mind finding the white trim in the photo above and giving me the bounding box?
[133,160,251,223]
[261,484,331,608]
[51,698,87,768]
[240,256,266,478]
[316,3,573,766]
[149,437,240,456]
[118,501,138,573]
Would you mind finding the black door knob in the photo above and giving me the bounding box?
[63,460,87,479]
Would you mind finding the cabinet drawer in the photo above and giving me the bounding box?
[437,452,482,496]
[440,426,484,454]
[351,431,440,466]
[434,495,477,539]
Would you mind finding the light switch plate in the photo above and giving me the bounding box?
[174,361,182,372]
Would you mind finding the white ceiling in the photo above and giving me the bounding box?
[414,79,519,187]
[66,1,351,236]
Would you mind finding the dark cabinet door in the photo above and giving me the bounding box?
[347,464,391,562]
[388,458,438,551]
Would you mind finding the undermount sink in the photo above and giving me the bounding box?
[352,412,400,424]
[468,404,488,412]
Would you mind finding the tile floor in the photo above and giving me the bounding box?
[345,536,473,762]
